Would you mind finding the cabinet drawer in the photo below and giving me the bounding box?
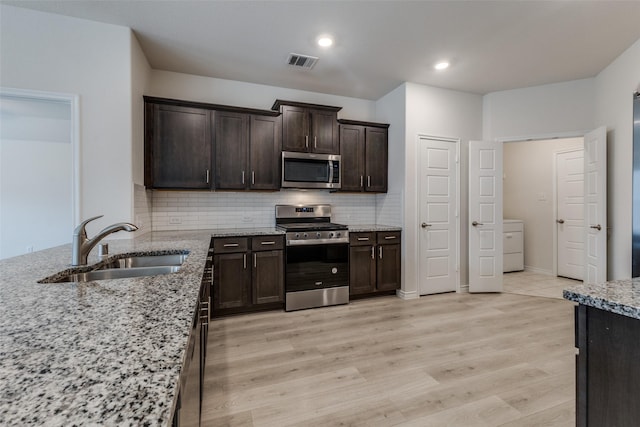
[378,231,401,245]
[503,221,523,233]
[252,235,285,251]
[503,253,524,272]
[503,231,523,254]
[213,237,249,253]
[350,232,376,246]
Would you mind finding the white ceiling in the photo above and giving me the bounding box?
[4,0,640,100]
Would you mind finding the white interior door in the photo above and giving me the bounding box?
[556,149,584,280]
[418,137,457,295]
[469,140,503,292]
[584,127,607,284]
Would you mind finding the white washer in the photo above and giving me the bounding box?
[503,219,524,272]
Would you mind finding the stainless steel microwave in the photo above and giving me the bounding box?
[281,151,341,189]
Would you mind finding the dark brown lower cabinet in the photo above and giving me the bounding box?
[575,304,640,426]
[213,235,284,316]
[349,231,401,297]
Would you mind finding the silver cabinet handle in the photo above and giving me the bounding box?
[261,241,276,245]
[254,253,257,268]
[384,236,397,240]
[421,223,431,228]
[241,171,245,184]
[472,221,483,227]
[243,253,246,269]
[557,219,565,224]
[314,136,317,148]
[357,237,370,241]
[590,224,602,231]
[206,169,210,184]
[305,135,309,148]
[251,171,255,185]
[360,176,363,188]
[371,246,375,259]
[367,176,371,187]
[223,243,239,248]
[379,246,383,259]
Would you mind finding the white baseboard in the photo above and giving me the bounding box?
[396,289,419,300]
[458,284,470,293]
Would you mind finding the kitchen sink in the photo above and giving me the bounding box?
[49,265,182,283]
[98,253,189,270]
[39,251,189,283]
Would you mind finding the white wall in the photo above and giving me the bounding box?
[0,5,135,238]
[483,78,595,141]
[149,70,376,121]
[503,138,583,274]
[594,38,640,280]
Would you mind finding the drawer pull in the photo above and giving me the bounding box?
[261,241,276,245]
[223,243,239,248]
[357,237,370,241]
[384,236,397,240]
[505,233,513,238]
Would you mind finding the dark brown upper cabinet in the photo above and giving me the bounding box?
[145,102,212,189]
[338,119,389,193]
[214,112,281,191]
[272,100,341,154]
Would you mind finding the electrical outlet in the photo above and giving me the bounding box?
[169,217,182,225]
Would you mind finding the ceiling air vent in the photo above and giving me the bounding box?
[287,53,318,70]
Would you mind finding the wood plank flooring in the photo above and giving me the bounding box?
[203,292,575,426]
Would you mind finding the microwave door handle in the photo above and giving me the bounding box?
[329,161,334,184]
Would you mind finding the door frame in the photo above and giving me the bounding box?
[0,86,81,226]
[552,146,585,278]
[416,134,461,293]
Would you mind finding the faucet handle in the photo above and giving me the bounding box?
[73,215,103,236]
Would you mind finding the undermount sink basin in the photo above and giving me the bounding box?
[97,253,189,270]
[39,251,189,283]
[51,265,182,283]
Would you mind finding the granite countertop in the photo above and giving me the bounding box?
[0,230,213,426]
[211,227,284,237]
[348,224,402,232]
[563,278,640,320]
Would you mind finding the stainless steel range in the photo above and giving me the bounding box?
[276,205,349,311]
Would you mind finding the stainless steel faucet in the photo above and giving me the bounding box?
[72,215,138,266]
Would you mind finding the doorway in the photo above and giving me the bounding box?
[0,88,79,259]
[417,135,459,295]
[502,137,584,280]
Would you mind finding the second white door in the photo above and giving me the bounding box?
[418,137,458,295]
[556,149,585,280]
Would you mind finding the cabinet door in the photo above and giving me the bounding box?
[250,115,282,190]
[339,125,365,191]
[311,109,339,154]
[376,243,401,291]
[214,111,249,189]
[149,104,211,189]
[252,250,284,305]
[213,253,250,310]
[282,105,309,152]
[349,245,376,295]
[365,127,388,192]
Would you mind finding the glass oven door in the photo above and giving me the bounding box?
[285,243,348,292]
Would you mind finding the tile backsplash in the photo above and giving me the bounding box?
[150,190,402,231]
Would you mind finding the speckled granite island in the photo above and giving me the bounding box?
[563,279,640,427]
[0,230,220,426]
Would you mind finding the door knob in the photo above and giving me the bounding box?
[472,221,483,227]
[590,224,602,231]
[421,223,431,228]
[556,219,565,224]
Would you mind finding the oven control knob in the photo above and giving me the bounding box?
[316,232,321,238]
[295,233,300,239]
[336,232,341,237]
[303,233,308,238]
[329,232,335,238]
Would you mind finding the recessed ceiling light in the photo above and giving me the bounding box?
[434,61,450,71]
[317,36,333,48]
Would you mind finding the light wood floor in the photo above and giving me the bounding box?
[204,292,575,426]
